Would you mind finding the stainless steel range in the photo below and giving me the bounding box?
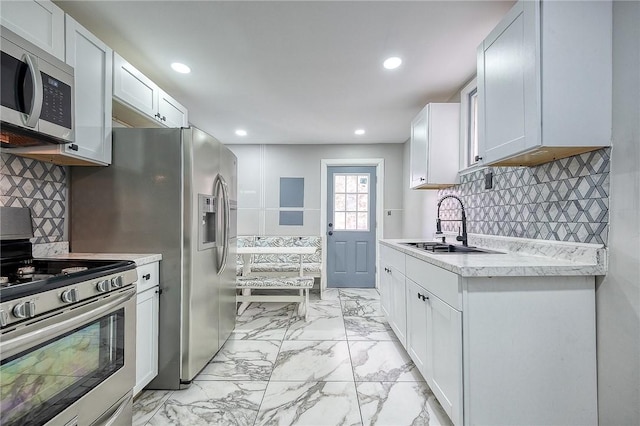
[0,207,137,426]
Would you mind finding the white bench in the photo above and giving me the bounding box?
[236,245,317,320]
[236,275,314,321]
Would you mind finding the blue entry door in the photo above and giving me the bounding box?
[326,166,377,288]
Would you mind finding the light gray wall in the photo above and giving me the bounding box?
[228,143,404,237]
[596,2,640,424]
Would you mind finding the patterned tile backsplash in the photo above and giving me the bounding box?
[438,149,610,244]
[0,153,67,243]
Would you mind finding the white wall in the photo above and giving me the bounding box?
[596,2,640,424]
[228,143,404,237]
[401,140,439,238]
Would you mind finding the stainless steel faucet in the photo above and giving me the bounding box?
[436,195,468,247]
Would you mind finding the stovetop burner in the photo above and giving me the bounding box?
[0,257,136,301]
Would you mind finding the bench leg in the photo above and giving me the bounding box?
[237,288,252,315]
[297,289,304,318]
[305,288,309,321]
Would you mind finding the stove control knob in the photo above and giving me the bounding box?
[61,288,79,303]
[13,301,36,319]
[0,310,8,327]
[96,280,110,293]
[111,276,124,289]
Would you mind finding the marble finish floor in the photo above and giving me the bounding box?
[133,289,452,426]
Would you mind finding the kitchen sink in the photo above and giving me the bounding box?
[401,242,503,254]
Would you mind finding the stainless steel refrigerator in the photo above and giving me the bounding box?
[70,127,237,390]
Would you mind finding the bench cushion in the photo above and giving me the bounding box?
[249,263,321,274]
[236,276,314,289]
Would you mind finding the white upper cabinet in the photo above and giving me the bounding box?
[113,52,158,119]
[409,103,460,189]
[158,89,188,128]
[113,53,188,128]
[0,0,65,61]
[8,14,113,166]
[477,0,612,166]
[63,15,112,165]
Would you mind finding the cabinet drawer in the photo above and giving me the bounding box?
[380,245,405,275]
[406,255,460,310]
[136,262,159,293]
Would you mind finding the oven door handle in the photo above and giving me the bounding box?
[1,289,135,355]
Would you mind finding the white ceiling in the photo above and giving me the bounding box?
[55,1,514,145]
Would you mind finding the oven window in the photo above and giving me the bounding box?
[0,309,125,426]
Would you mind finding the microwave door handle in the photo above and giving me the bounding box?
[22,54,42,128]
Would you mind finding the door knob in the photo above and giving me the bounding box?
[328,223,333,227]
[328,231,333,236]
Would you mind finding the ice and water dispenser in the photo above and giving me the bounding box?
[198,193,217,250]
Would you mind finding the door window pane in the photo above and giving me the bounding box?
[345,212,357,229]
[357,194,368,211]
[333,173,370,231]
[334,212,345,229]
[346,194,357,211]
[346,175,358,192]
[357,213,368,230]
[358,176,368,192]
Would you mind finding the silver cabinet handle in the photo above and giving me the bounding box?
[23,54,42,128]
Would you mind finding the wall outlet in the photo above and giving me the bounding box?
[485,171,493,189]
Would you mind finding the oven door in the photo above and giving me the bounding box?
[0,287,136,426]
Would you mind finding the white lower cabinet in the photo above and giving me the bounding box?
[380,245,407,348]
[426,291,462,425]
[389,266,407,347]
[134,262,160,396]
[405,279,428,373]
[406,278,463,425]
[380,243,597,425]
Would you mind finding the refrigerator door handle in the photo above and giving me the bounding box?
[214,174,230,275]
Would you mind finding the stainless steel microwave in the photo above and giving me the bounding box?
[0,26,74,147]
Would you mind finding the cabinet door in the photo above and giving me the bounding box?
[113,52,159,120]
[379,263,392,319]
[426,293,463,425]
[65,15,112,165]
[389,266,407,348]
[409,106,428,188]
[477,0,538,164]
[406,279,428,375]
[0,0,65,60]
[158,89,188,128]
[134,287,159,395]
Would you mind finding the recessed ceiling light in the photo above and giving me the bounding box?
[171,62,191,74]
[235,129,247,136]
[354,129,365,135]
[383,57,402,70]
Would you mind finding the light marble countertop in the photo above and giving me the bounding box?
[380,236,607,278]
[45,252,162,267]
